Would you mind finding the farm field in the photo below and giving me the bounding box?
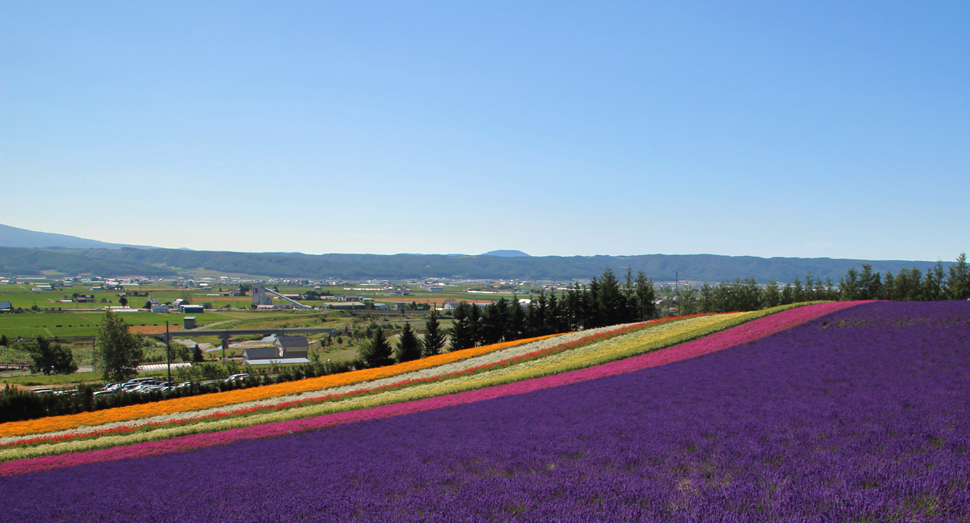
[0,311,233,339]
[0,301,966,521]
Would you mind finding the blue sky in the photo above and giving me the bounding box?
[2,1,967,261]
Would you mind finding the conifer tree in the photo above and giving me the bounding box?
[422,310,446,356]
[634,271,657,320]
[359,327,393,367]
[948,253,970,300]
[448,302,475,351]
[468,303,483,347]
[394,322,422,363]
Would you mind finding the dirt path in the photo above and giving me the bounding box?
[194,320,238,330]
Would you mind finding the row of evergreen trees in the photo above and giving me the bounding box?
[676,253,970,314]
[448,267,658,350]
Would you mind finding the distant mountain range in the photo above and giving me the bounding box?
[0,223,954,283]
[0,223,154,250]
[481,250,531,258]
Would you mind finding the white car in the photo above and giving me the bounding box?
[225,373,250,384]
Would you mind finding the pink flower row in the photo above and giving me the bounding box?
[0,301,867,476]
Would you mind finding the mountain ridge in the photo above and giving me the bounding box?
[0,223,155,250]
[0,224,955,282]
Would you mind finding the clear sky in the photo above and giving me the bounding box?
[2,1,967,261]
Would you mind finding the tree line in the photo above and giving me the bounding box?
[675,252,970,314]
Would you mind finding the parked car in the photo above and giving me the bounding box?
[225,373,250,384]
[124,377,156,387]
[121,382,145,393]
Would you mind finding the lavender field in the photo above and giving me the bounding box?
[1,301,968,522]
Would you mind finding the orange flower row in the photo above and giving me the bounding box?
[0,333,563,438]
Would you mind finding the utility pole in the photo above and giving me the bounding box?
[165,320,171,385]
[675,271,679,305]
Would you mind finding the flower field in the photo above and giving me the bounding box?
[4,300,966,521]
[0,304,842,469]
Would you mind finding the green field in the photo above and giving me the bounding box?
[0,311,232,339]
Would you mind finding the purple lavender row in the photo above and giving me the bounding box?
[1,301,968,522]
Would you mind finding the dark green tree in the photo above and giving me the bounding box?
[0,334,7,347]
[839,269,860,301]
[634,271,657,320]
[481,299,509,345]
[892,268,923,301]
[763,280,781,308]
[422,310,447,356]
[176,344,192,362]
[93,310,145,382]
[859,264,882,300]
[359,327,393,367]
[597,267,624,325]
[394,323,422,363]
[192,345,205,363]
[948,253,970,300]
[881,271,895,300]
[468,303,484,346]
[448,302,475,351]
[24,336,77,375]
[923,261,946,301]
[508,297,526,340]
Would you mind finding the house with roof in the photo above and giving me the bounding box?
[442,299,460,310]
[0,301,12,313]
[243,346,280,364]
[242,335,312,366]
[276,335,309,359]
